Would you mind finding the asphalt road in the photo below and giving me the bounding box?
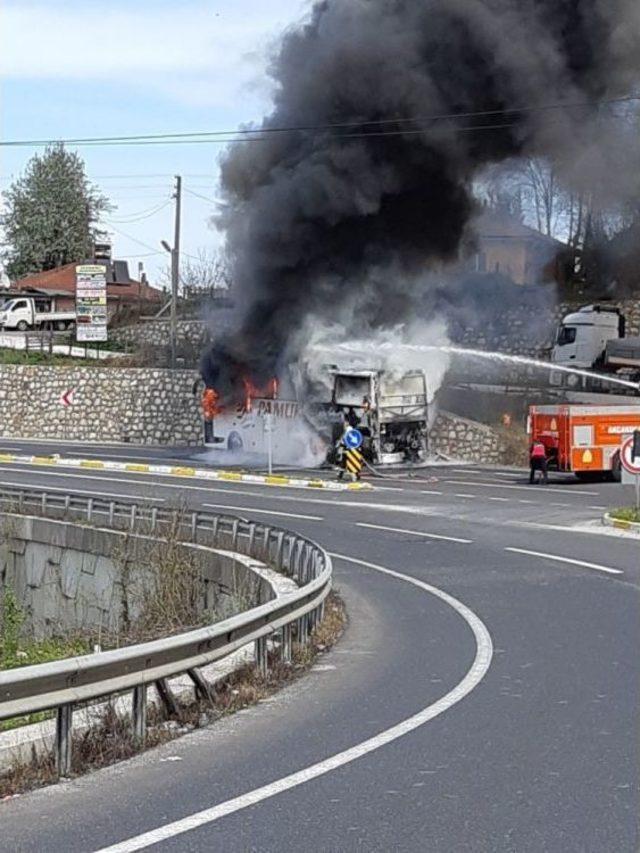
[0,443,638,853]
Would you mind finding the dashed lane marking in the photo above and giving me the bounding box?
[505,546,623,576]
[444,479,600,496]
[454,493,475,499]
[202,503,322,522]
[94,553,492,853]
[355,521,472,544]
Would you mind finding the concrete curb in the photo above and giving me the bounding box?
[0,453,373,492]
[602,512,640,533]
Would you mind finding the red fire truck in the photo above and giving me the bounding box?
[528,404,640,480]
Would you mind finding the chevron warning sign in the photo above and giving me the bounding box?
[344,447,364,478]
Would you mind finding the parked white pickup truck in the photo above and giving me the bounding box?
[0,297,76,331]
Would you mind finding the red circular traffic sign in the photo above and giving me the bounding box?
[620,436,640,475]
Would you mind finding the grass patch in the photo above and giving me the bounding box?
[609,506,640,523]
[0,350,102,366]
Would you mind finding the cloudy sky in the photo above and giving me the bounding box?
[1,0,310,280]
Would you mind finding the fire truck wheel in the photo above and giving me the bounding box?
[227,432,244,452]
[609,454,622,483]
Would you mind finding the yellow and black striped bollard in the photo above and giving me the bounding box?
[344,448,364,481]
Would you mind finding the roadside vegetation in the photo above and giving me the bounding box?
[0,592,346,798]
[609,507,640,523]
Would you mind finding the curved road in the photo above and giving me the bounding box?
[0,446,638,852]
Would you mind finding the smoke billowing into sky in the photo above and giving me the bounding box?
[203,0,640,395]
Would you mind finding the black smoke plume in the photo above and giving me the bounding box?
[203,0,640,396]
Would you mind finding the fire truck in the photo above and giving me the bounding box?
[528,403,640,480]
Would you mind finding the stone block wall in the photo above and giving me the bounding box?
[429,410,508,464]
[0,515,270,640]
[111,319,209,348]
[454,298,640,357]
[0,365,202,445]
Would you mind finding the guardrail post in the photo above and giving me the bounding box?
[132,684,147,744]
[281,624,292,664]
[87,497,93,522]
[255,636,268,678]
[130,504,137,531]
[155,678,179,717]
[55,703,73,777]
[296,615,309,646]
[262,527,271,561]
[108,501,115,527]
[230,519,239,549]
[212,515,219,543]
[41,492,47,515]
[151,507,158,532]
[188,668,213,701]
[275,532,285,569]
[191,512,198,540]
[248,523,256,554]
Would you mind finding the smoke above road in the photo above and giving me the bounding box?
[203,0,640,396]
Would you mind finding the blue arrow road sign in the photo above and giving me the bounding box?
[343,428,363,450]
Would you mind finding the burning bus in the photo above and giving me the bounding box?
[203,367,429,468]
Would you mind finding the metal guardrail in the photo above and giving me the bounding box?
[0,487,331,775]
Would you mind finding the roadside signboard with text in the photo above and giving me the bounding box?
[75,264,108,342]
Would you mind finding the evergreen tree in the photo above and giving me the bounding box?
[1,144,111,280]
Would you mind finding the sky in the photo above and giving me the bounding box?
[0,0,311,282]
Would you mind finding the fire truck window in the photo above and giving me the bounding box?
[556,326,576,345]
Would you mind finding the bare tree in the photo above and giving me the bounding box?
[160,248,230,296]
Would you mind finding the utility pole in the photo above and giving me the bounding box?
[170,175,182,368]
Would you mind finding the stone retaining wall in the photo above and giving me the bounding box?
[429,410,507,463]
[454,298,640,357]
[0,515,270,640]
[111,319,209,348]
[0,365,202,445]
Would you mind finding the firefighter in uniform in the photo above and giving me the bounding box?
[529,439,548,484]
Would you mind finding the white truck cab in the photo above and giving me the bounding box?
[0,296,76,331]
[551,305,623,369]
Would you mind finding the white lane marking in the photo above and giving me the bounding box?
[356,521,472,544]
[488,497,509,503]
[454,493,475,499]
[445,479,600,496]
[95,553,493,853]
[202,503,322,522]
[420,490,443,496]
[589,505,607,511]
[505,546,623,576]
[0,480,164,503]
[0,469,438,517]
[550,503,571,508]
[518,500,535,505]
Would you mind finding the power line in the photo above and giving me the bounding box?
[109,198,172,224]
[183,187,222,205]
[102,221,160,254]
[2,94,637,148]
